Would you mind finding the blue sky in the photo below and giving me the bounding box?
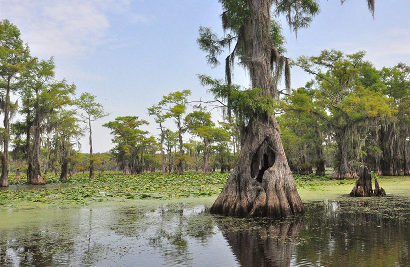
[0,0,409,152]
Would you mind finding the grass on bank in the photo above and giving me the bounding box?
[0,171,409,207]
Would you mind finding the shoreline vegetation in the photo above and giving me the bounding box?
[0,172,409,209]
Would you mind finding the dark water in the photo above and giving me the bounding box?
[0,196,409,267]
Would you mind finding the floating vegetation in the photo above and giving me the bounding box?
[0,172,408,208]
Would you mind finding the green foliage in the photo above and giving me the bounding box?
[160,90,191,118]
[275,0,320,34]
[104,116,156,173]
[0,172,230,206]
[270,20,286,53]
[185,108,214,137]
[291,50,399,177]
[75,92,107,122]
[0,19,29,83]
[1,171,408,207]
[199,75,276,119]
[294,50,394,127]
[220,0,249,31]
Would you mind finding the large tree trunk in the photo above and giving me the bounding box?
[210,0,304,217]
[380,123,395,176]
[379,122,409,176]
[0,85,10,187]
[59,141,69,182]
[315,159,326,177]
[333,129,358,179]
[211,117,304,217]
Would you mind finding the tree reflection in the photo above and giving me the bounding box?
[0,227,75,266]
[295,199,410,266]
[0,197,408,266]
[217,217,302,267]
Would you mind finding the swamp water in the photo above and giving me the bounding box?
[0,195,409,267]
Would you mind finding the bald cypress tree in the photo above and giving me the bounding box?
[199,0,375,217]
[0,20,29,187]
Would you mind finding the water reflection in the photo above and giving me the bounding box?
[0,196,408,266]
[217,217,302,267]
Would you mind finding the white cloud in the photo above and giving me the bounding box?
[0,0,151,59]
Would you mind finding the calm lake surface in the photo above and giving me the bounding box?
[0,195,409,267]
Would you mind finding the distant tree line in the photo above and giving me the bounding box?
[105,51,409,179]
[1,19,408,188]
[280,50,409,179]
[0,20,107,186]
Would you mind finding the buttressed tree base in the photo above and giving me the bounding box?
[210,116,304,217]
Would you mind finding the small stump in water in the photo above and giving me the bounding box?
[350,166,386,197]
[374,178,386,197]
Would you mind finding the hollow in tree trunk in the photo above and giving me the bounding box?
[210,0,304,217]
[211,117,304,217]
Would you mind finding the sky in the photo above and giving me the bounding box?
[0,0,409,153]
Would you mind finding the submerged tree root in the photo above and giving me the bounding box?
[350,166,386,197]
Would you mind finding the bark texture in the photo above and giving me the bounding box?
[379,122,409,176]
[59,142,69,182]
[350,166,386,197]
[211,117,304,217]
[211,0,304,217]
[374,178,386,197]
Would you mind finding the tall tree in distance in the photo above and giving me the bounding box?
[0,20,29,187]
[54,109,82,181]
[379,63,409,175]
[160,90,191,174]
[103,116,155,174]
[148,103,167,174]
[20,58,74,184]
[76,92,107,179]
[198,0,375,217]
[185,107,226,173]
